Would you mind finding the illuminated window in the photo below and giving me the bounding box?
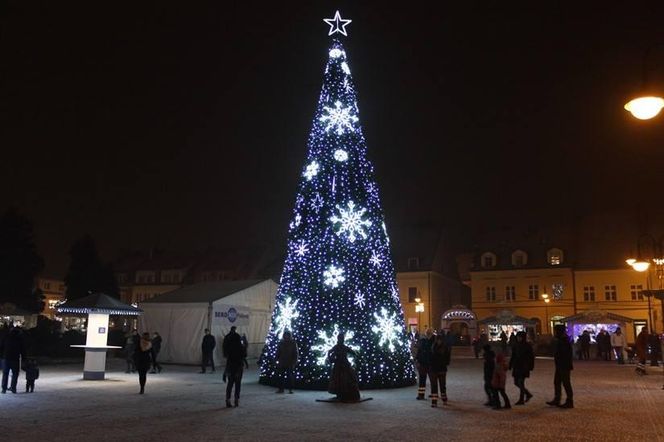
[481,252,497,268]
[505,286,516,301]
[528,284,539,300]
[583,285,595,302]
[604,285,617,301]
[408,287,418,303]
[630,284,644,301]
[511,250,527,267]
[547,248,564,265]
[486,286,496,302]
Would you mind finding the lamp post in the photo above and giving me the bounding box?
[624,44,664,120]
[542,292,550,334]
[626,234,664,333]
[415,297,425,331]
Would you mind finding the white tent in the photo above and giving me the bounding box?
[138,279,277,365]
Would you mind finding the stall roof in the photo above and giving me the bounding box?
[560,311,634,324]
[142,279,267,304]
[478,315,537,325]
[57,293,142,316]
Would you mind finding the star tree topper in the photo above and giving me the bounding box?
[323,10,352,36]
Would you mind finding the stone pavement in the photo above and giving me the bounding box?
[1,349,663,441]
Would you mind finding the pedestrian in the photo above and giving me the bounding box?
[200,328,216,373]
[546,324,574,409]
[150,332,162,374]
[482,344,496,407]
[611,327,627,364]
[635,328,649,375]
[223,326,246,407]
[509,331,534,405]
[414,328,433,400]
[499,331,508,355]
[124,329,138,373]
[1,326,26,394]
[429,333,451,407]
[327,332,360,402]
[22,357,39,393]
[134,332,153,394]
[579,330,591,360]
[597,329,611,361]
[472,336,481,359]
[648,332,661,367]
[275,330,298,394]
[491,353,511,409]
[508,332,517,356]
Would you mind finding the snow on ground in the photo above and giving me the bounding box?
[1,348,663,441]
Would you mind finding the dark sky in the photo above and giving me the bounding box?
[2,1,664,276]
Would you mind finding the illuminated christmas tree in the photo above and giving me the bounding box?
[259,11,415,389]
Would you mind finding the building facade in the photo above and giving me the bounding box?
[36,277,66,319]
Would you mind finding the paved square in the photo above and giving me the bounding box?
[2,349,663,441]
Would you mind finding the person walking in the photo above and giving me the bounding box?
[275,330,298,394]
[611,327,627,365]
[223,326,246,407]
[22,357,39,393]
[579,330,591,360]
[414,329,433,400]
[482,344,496,407]
[597,329,611,361]
[547,324,574,409]
[635,328,649,375]
[509,331,534,405]
[1,326,25,394]
[648,332,662,367]
[491,353,511,410]
[134,332,153,394]
[200,329,216,373]
[429,333,451,407]
[150,332,162,374]
[327,332,360,402]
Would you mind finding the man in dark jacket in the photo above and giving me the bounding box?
[547,324,574,408]
[1,326,26,394]
[150,332,162,374]
[482,344,496,407]
[223,326,247,407]
[509,331,534,405]
[275,330,299,394]
[200,329,216,373]
[414,329,433,400]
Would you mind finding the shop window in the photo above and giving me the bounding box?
[630,284,644,300]
[528,284,539,300]
[604,285,617,301]
[505,286,516,301]
[408,287,418,303]
[547,248,564,265]
[583,285,595,302]
[486,286,496,302]
[481,252,497,268]
[552,283,564,300]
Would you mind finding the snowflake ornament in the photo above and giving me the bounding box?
[372,307,403,353]
[341,62,351,75]
[303,161,320,181]
[354,292,366,309]
[294,240,309,257]
[311,324,359,365]
[329,201,372,243]
[329,48,345,59]
[289,214,302,230]
[323,265,345,288]
[320,101,358,135]
[310,193,324,213]
[273,297,300,338]
[334,149,348,162]
[370,250,383,267]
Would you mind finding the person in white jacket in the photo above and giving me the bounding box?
[610,328,627,364]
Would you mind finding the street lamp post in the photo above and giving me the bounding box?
[542,292,550,334]
[624,44,664,120]
[626,234,664,333]
[415,297,425,331]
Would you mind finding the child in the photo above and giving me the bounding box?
[491,353,511,409]
[482,344,496,407]
[22,358,39,393]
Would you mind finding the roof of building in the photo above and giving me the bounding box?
[56,293,142,316]
[141,279,268,304]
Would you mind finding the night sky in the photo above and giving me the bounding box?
[2,1,664,276]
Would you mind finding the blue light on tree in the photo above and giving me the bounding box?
[259,11,415,389]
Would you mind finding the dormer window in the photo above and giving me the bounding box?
[547,248,564,265]
[481,252,497,268]
[407,257,420,270]
[511,250,528,267]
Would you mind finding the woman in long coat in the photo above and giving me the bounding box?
[509,331,534,405]
[134,332,153,394]
[327,333,360,402]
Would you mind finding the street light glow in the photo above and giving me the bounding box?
[632,260,651,272]
[626,258,637,266]
[624,96,664,120]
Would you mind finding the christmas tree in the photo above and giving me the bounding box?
[260,11,415,389]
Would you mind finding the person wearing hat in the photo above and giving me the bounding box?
[546,324,574,409]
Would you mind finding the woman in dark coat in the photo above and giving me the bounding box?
[429,333,451,407]
[134,332,153,394]
[509,331,534,405]
[327,333,360,402]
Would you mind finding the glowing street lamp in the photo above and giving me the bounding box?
[414,297,425,330]
[541,292,550,334]
[624,96,664,120]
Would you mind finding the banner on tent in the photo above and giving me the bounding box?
[212,304,250,326]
